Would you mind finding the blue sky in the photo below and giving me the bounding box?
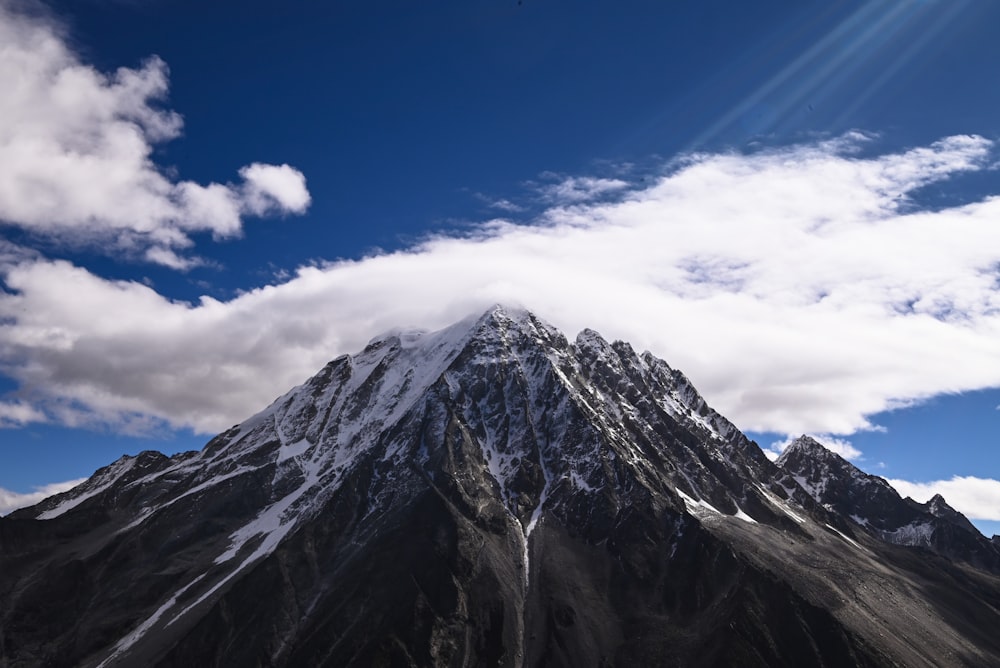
[1,0,998,535]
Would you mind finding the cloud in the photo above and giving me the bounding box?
[0,2,309,268]
[0,478,86,516]
[143,246,205,271]
[488,198,525,213]
[0,399,46,427]
[888,477,1000,522]
[239,163,311,216]
[539,175,629,203]
[473,192,526,213]
[1,133,1000,437]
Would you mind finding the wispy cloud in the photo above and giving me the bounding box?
[0,399,46,428]
[482,197,524,213]
[538,175,630,203]
[889,477,1000,522]
[2,131,999,436]
[0,3,309,268]
[0,478,86,516]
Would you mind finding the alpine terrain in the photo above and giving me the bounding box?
[2,306,999,667]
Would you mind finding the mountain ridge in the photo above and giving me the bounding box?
[775,434,999,571]
[3,305,1000,667]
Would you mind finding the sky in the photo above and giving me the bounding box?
[0,0,998,535]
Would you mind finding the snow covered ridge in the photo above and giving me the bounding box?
[24,308,989,553]
[20,305,777,546]
[7,305,1000,667]
[775,434,997,563]
[22,309,994,557]
[12,305,809,664]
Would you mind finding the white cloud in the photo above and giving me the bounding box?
[0,478,86,516]
[488,198,525,213]
[0,3,309,268]
[816,437,863,461]
[143,246,204,271]
[239,163,311,216]
[0,399,46,427]
[473,192,526,213]
[1,133,1000,438]
[539,175,629,203]
[889,477,1000,522]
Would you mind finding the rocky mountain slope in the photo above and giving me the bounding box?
[776,435,1000,572]
[2,306,999,667]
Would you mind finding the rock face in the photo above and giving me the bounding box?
[2,306,1000,667]
[776,435,1000,573]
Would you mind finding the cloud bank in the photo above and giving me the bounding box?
[889,477,1000,522]
[0,478,85,516]
[2,132,1000,439]
[0,2,309,269]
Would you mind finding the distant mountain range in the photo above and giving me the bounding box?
[3,306,999,667]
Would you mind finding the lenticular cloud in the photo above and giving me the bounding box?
[1,133,999,440]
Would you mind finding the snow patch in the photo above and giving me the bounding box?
[96,575,206,667]
[277,438,312,463]
[825,523,863,550]
[755,484,807,524]
[882,521,935,547]
[792,474,827,502]
[569,470,595,492]
[676,488,722,516]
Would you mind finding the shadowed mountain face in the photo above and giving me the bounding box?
[2,306,999,667]
[776,435,1000,573]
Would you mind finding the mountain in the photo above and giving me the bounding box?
[776,435,1000,572]
[3,306,1000,667]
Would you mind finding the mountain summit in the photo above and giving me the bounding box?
[3,306,1000,667]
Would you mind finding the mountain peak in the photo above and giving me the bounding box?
[775,435,832,466]
[362,304,537,351]
[5,308,1000,666]
[482,301,531,319]
[922,493,980,534]
[777,434,998,567]
[471,302,537,331]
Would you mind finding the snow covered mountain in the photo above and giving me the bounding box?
[776,435,1000,572]
[3,306,1000,667]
